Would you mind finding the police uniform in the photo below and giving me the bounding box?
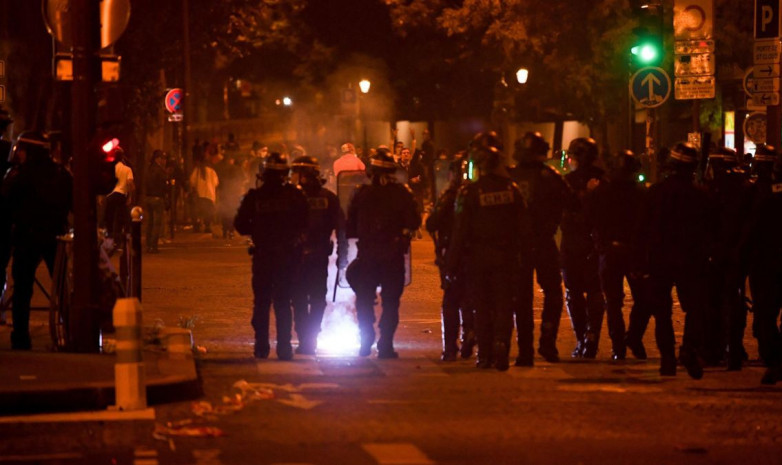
[639,143,713,378]
[291,157,346,355]
[508,159,567,363]
[346,151,420,358]
[234,154,308,360]
[426,172,475,361]
[561,164,606,357]
[4,133,72,349]
[448,163,528,371]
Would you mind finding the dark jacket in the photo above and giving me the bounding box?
[301,184,346,264]
[234,181,308,254]
[346,180,420,262]
[508,161,567,242]
[561,165,604,256]
[145,162,169,198]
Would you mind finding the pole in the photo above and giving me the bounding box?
[767,104,782,149]
[130,207,143,300]
[69,0,101,353]
[182,0,193,181]
[646,109,658,183]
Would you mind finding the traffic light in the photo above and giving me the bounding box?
[90,135,120,195]
[631,27,662,66]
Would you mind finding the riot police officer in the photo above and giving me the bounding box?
[639,142,713,378]
[561,137,606,358]
[585,150,650,360]
[744,144,782,384]
[234,152,308,360]
[508,132,567,364]
[4,131,72,349]
[703,147,752,369]
[447,142,529,371]
[289,155,346,355]
[0,108,14,322]
[346,148,420,358]
[426,153,475,361]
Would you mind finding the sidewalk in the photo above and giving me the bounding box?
[0,314,201,415]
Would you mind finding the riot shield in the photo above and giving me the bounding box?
[335,170,412,290]
[433,159,451,200]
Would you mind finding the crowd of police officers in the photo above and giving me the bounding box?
[1,105,781,386]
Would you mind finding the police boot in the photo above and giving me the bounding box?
[571,340,586,358]
[277,343,294,361]
[514,353,534,367]
[493,341,510,372]
[679,349,703,380]
[377,337,399,359]
[581,332,599,359]
[659,357,677,376]
[537,345,560,363]
[475,345,493,369]
[10,331,31,351]
[625,336,647,360]
[460,330,477,359]
[254,339,270,359]
[726,345,744,372]
[611,339,626,361]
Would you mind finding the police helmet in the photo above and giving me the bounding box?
[291,155,320,176]
[567,137,599,166]
[667,142,699,169]
[514,131,549,163]
[612,149,641,175]
[263,152,290,173]
[10,130,51,164]
[471,131,503,152]
[368,148,397,177]
[470,145,501,172]
[708,146,738,169]
[754,144,777,164]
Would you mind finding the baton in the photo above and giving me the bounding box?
[332,267,340,302]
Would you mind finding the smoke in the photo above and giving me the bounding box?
[317,298,360,356]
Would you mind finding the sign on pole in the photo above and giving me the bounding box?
[675,76,716,100]
[755,0,781,39]
[630,67,671,108]
[674,0,714,40]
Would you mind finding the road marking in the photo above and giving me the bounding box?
[0,407,155,423]
[556,384,664,394]
[0,453,83,462]
[362,443,435,465]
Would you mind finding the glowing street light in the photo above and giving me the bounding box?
[282,96,293,106]
[516,68,529,85]
[359,79,371,94]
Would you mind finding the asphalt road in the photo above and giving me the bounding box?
[1,230,781,465]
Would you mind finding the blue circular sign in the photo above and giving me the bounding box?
[630,67,671,108]
[165,88,183,113]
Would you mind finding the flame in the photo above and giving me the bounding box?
[317,299,360,356]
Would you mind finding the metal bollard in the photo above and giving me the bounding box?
[130,206,143,300]
[113,297,146,410]
[164,327,194,359]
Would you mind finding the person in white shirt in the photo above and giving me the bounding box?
[104,148,135,248]
[333,143,366,177]
[189,152,219,233]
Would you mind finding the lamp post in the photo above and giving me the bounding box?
[516,67,529,85]
[359,79,370,153]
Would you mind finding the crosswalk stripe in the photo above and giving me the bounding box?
[362,443,435,465]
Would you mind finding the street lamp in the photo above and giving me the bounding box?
[358,79,371,152]
[516,68,529,85]
[359,79,371,94]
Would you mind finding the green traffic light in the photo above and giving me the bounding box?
[631,43,659,64]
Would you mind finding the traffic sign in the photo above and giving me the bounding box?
[754,39,782,64]
[674,0,714,40]
[744,112,767,143]
[164,88,183,114]
[755,63,781,77]
[674,39,715,54]
[747,77,781,93]
[751,92,780,106]
[43,0,131,50]
[674,53,715,76]
[630,67,671,108]
[675,76,716,100]
[756,0,781,39]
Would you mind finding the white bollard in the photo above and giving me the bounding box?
[113,297,147,410]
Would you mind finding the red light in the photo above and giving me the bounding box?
[102,138,119,153]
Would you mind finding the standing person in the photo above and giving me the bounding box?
[426,154,476,361]
[346,148,420,359]
[639,142,713,379]
[332,143,365,177]
[189,150,219,234]
[585,150,650,361]
[447,142,528,371]
[234,152,308,360]
[744,144,782,384]
[290,156,346,354]
[560,137,606,358]
[145,150,168,253]
[104,146,135,250]
[703,147,752,369]
[508,132,567,364]
[400,146,428,218]
[0,108,14,324]
[421,128,436,202]
[215,155,244,239]
[4,131,72,349]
